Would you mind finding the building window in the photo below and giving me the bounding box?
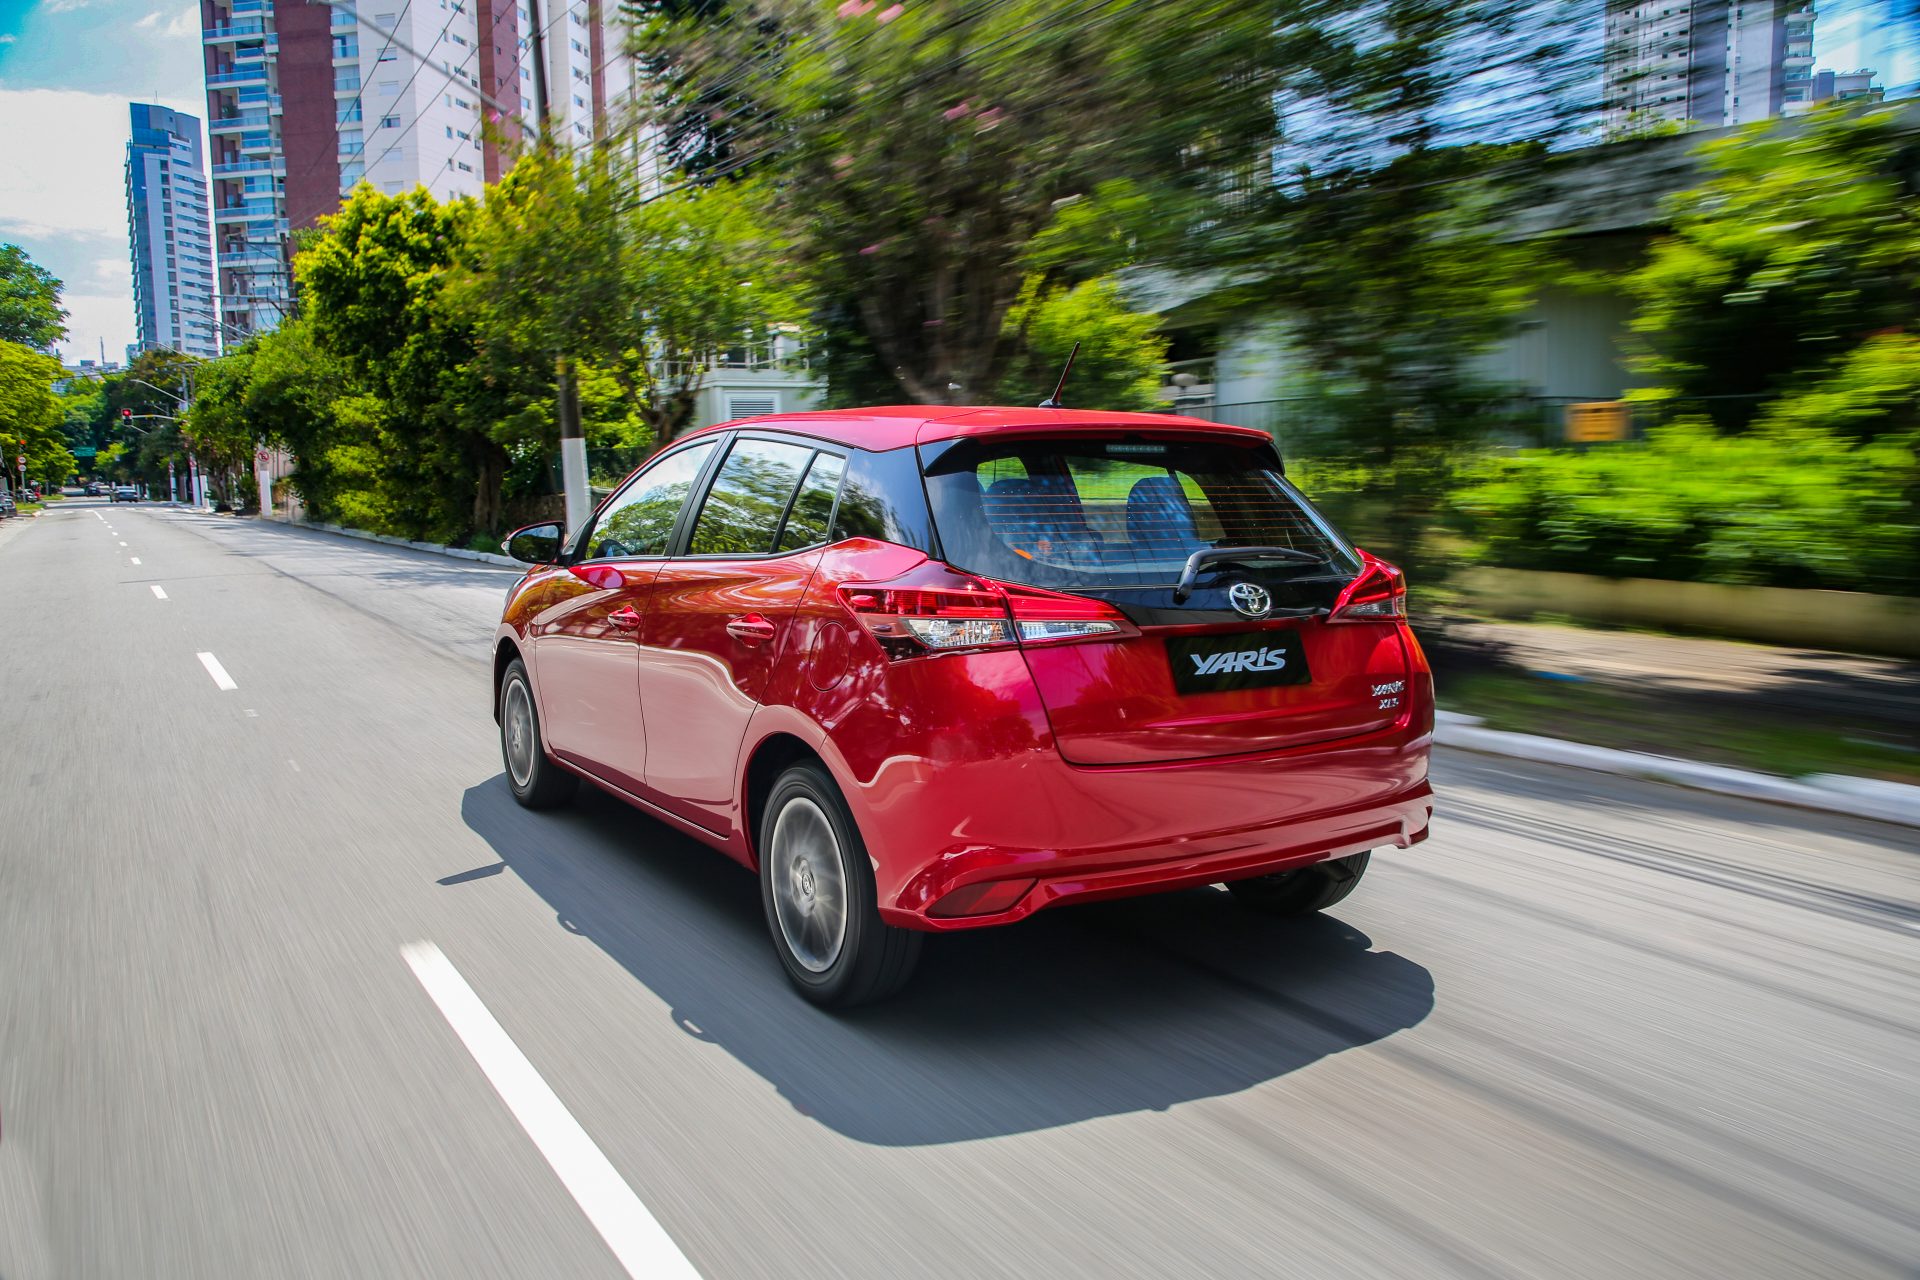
[333,35,358,58]
[381,80,399,95]
[457,161,473,172]
[336,69,362,89]
[381,114,401,127]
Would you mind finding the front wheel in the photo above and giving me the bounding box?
[760,762,921,1008]
[1228,850,1371,916]
[499,658,577,810]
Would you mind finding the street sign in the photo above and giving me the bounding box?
[1565,401,1631,443]
[15,455,22,469]
[72,447,96,459]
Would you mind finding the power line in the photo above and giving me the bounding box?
[291,0,418,186]
[356,0,577,178]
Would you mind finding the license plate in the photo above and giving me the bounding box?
[1167,629,1311,694]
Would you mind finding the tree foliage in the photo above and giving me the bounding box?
[993,275,1167,412]
[1626,105,1920,434]
[638,0,1286,403]
[0,245,67,350]
[297,186,504,539]
[0,340,69,487]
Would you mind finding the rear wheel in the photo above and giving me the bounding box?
[760,761,921,1008]
[1228,850,1371,916]
[499,658,577,810]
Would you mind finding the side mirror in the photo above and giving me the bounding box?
[503,521,564,565]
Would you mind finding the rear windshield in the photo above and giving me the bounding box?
[921,437,1361,590]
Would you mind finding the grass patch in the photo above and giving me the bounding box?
[1440,669,1920,785]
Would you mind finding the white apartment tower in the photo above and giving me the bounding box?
[1605,0,1817,136]
[199,0,638,342]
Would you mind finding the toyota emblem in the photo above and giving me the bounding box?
[1228,581,1272,617]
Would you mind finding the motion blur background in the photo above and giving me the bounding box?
[7,0,1915,780]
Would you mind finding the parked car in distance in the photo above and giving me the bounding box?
[18,485,39,502]
[494,406,1434,1006]
[111,486,139,503]
[0,492,15,518]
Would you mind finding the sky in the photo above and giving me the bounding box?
[0,0,1915,366]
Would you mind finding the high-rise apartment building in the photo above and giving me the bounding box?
[1604,0,1817,136]
[125,104,220,359]
[200,0,638,342]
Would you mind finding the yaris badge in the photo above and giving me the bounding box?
[1228,581,1272,618]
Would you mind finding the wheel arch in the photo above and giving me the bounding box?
[742,732,827,872]
[492,635,524,723]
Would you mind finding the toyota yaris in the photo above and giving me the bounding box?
[495,407,1432,1006]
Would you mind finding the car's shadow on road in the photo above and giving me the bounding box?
[456,775,1434,1146]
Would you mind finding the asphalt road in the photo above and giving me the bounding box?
[3,499,1916,1280]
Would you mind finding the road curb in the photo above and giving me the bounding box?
[267,516,523,568]
[1434,710,1920,828]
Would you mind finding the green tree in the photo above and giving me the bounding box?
[0,340,69,490]
[639,0,1287,404]
[297,186,500,539]
[0,245,67,350]
[1625,104,1920,435]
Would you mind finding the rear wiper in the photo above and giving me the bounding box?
[1173,546,1327,602]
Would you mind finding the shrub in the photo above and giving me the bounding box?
[1451,421,1920,595]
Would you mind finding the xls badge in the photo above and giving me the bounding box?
[1227,581,1272,618]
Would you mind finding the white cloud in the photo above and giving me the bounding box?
[135,10,161,27]
[43,0,91,12]
[162,4,198,37]
[0,34,17,43]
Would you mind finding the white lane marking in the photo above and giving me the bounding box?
[130,557,141,565]
[151,585,168,599]
[400,942,700,1280]
[196,652,237,691]
[118,541,128,547]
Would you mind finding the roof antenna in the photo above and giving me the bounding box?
[1037,341,1080,409]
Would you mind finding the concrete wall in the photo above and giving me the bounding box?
[1459,567,1920,659]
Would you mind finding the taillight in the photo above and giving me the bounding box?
[839,562,1133,658]
[1328,551,1407,623]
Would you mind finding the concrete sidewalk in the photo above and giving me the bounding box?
[1441,618,1920,741]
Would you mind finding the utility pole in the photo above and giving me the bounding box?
[526,0,590,535]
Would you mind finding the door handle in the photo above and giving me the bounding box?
[726,614,777,646]
[609,605,642,630]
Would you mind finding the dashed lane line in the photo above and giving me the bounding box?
[196,652,237,691]
[150,585,167,600]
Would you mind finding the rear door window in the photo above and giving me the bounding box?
[775,451,846,553]
[922,437,1359,590]
[687,437,816,556]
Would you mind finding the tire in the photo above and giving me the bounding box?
[499,658,577,810]
[1228,850,1372,916]
[759,761,922,1008]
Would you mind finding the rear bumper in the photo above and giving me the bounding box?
[860,725,1433,931]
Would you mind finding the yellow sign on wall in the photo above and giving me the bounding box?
[1565,401,1631,443]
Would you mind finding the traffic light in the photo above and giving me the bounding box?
[122,408,133,421]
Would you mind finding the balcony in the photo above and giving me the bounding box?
[211,156,282,176]
[203,18,268,41]
[209,111,269,133]
[206,67,268,86]
[228,0,274,12]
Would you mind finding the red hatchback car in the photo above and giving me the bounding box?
[495,407,1433,1006]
